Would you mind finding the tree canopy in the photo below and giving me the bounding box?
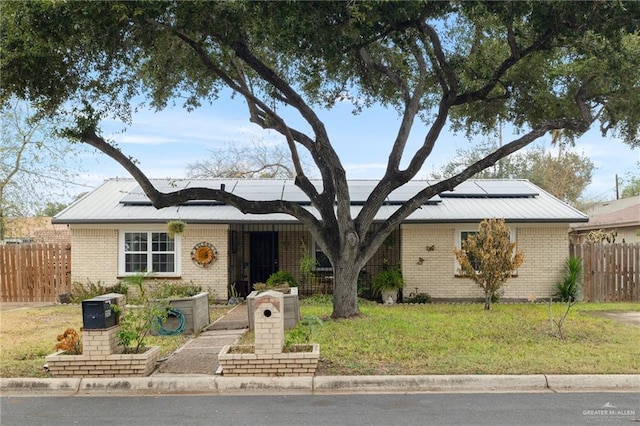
[620,165,640,198]
[0,99,85,240]
[2,1,639,317]
[431,140,595,205]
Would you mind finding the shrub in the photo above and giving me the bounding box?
[299,241,317,286]
[555,256,583,303]
[285,315,323,348]
[266,270,298,287]
[453,218,524,310]
[55,328,81,355]
[69,280,127,303]
[154,282,203,299]
[120,272,152,304]
[113,301,168,354]
[404,292,432,304]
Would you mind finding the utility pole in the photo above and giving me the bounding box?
[615,174,619,199]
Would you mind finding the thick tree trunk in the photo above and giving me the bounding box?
[331,255,362,318]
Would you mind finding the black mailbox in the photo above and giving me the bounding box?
[82,295,119,329]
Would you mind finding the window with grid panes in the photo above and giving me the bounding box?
[121,231,178,275]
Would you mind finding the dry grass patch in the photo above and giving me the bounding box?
[1,305,83,377]
[0,304,230,378]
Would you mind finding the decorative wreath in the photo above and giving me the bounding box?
[191,242,217,268]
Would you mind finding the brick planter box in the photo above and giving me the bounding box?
[218,343,320,377]
[45,346,160,378]
[167,292,210,334]
[247,287,300,330]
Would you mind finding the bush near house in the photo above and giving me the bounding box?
[454,218,524,310]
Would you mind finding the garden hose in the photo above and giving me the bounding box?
[156,307,186,336]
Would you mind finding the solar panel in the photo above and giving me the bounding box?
[387,180,441,204]
[120,180,225,205]
[440,180,538,198]
[120,178,532,206]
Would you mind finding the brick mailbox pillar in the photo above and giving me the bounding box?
[81,293,124,356]
[218,289,320,376]
[253,290,285,355]
[82,327,119,356]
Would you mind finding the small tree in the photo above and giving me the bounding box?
[549,256,583,339]
[454,218,524,310]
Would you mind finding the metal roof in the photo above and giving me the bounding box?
[53,178,588,224]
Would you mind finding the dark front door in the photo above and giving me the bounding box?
[249,232,278,285]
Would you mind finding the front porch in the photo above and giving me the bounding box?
[226,223,400,299]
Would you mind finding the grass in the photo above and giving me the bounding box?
[288,299,640,376]
[2,300,639,377]
[0,304,231,378]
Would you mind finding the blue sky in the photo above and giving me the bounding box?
[75,93,639,202]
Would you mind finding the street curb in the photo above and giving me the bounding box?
[313,375,549,393]
[78,376,219,394]
[2,375,639,396]
[0,378,81,396]
[545,374,640,392]
[216,376,313,394]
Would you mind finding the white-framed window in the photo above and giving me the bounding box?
[454,227,517,275]
[119,230,181,277]
[314,241,333,271]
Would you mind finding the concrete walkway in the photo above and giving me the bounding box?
[154,304,249,376]
[588,311,640,327]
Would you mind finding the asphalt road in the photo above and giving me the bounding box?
[2,392,639,426]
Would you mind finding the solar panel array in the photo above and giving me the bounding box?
[119,179,536,206]
[55,178,586,224]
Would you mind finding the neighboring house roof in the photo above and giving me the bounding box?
[571,195,640,232]
[53,178,588,225]
[3,217,71,244]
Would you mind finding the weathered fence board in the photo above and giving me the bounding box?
[0,243,71,303]
[570,242,639,303]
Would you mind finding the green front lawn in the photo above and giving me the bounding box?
[294,300,640,375]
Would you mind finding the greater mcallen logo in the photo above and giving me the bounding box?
[583,402,636,419]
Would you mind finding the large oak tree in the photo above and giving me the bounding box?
[2,1,639,317]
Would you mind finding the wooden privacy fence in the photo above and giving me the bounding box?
[570,242,639,302]
[0,243,72,303]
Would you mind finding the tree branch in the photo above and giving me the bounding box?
[454,28,555,105]
[357,47,411,103]
[78,128,321,228]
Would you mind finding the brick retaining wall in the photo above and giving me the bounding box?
[45,346,160,378]
[218,344,319,377]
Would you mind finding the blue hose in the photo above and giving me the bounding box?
[156,307,186,335]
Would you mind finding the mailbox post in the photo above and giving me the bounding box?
[82,294,121,329]
[80,293,124,356]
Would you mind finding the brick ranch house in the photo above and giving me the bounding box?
[53,178,587,302]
